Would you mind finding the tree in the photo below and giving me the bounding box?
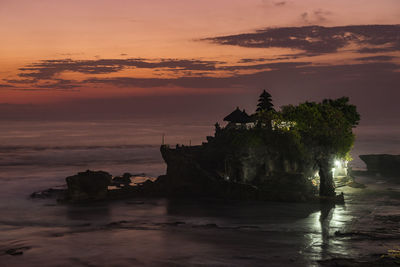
[322,97,360,127]
[281,98,360,197]
[256,90,274,112]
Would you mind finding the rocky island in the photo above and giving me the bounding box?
[33,91,360,204]
[157,91,359,202]
[359,154,400,177]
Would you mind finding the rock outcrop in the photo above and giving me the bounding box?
[65,170,112,202]
[359,154,400,177]
[160,141,319,201]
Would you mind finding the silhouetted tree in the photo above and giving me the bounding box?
[256,90,274,112]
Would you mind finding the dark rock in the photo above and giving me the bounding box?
[159,145,317,201]
[106,220,128,227]
[140,179,154,187]
[158,221,186,227]
[66,170,112,202]
[112,173,132,187]
[6,249,23,256]
[359,154,400,177]
[5,246,31,256]
[159,145,220,197]
[30,188,66,199]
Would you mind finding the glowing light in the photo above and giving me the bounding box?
[335,160,341,167]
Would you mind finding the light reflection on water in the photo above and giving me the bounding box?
[299,205,344,265]
[0,186,396,266]
[302,204,353,264]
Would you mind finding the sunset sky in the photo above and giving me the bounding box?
[1,0,399,122]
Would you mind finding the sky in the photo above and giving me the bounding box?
[0,0,399,123]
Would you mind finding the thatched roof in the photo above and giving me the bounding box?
[223,107,251,123]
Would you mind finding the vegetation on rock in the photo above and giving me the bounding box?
[281,97,360,196]
[205,92,360,198]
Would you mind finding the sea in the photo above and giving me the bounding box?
[0,119,399,266]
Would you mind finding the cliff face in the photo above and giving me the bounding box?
[222,145,311,184]
[160,145,220,196]
[160,133,319,201]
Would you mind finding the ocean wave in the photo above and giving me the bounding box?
[0,144,163,170]
[0,158,163,167]
[0,144,158,152]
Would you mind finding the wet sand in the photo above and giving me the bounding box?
[1,174,399,266]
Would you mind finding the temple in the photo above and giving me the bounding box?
[223,107,255,129]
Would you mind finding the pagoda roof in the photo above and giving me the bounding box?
[223,107,252,123]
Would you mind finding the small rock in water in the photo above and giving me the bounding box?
[112,173,132,187]
[30,188,65,199]
[161,221,186,227]
[5,246,31,256]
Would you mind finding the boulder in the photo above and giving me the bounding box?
[66,170,112,202]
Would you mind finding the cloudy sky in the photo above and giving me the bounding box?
[0,0,399,122]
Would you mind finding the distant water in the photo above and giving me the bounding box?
[0,119,399,266]
[0,119,215,183]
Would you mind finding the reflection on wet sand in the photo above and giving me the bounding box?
[319,204,333,260]
[1,175,399,266]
